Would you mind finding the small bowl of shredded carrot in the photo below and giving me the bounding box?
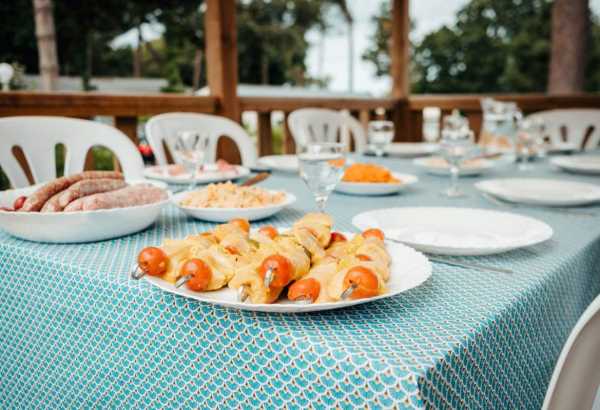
[336,163,418,196]
[342,163,400,184]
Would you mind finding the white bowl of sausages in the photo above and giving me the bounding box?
[0,171,170,243]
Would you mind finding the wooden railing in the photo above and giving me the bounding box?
[1,91,599,159]
[406,93,600,142]
[239,96,396,155]
[0,92,218,143]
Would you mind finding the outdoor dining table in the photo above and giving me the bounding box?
[1,154,599,409]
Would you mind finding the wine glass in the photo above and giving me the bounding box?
[298,142,346,213]
[440,113,474,198]
[171,130,210,190]
[368,121,394,157]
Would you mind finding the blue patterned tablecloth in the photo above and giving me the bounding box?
[1,155,600,409]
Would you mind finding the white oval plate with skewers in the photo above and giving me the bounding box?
[172,191,297,222]
[335,173,418,196]
[139,232,432,313]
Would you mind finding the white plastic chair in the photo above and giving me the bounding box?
[145,112,257,166]
[526,109,600,151]
[287,108,367,153]
[0,116,144,188]
[542,294,600,410]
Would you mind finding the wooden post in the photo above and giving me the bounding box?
[548,0,588,93]
[257,112,273,156]
[205,0,241,164]
[390,0,410,141]
[32,0,59,91]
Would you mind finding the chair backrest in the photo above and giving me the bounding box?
[145,112,257,166]
[543,294,600,410]
[287,108,367,153]
[0,116,144,188]
[526,109,600,151]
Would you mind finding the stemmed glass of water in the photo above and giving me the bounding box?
[298,142,346,213]
[171,130,210,190]
[368,121,394,157]
[440,113,474,198]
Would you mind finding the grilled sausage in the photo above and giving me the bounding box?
[21,171,123,212]
[40,178,127,212]
[64,184,167,212]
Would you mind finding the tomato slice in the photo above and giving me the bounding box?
[362,228,385,241]
[258,254,292,288]
[258,225,278,239]
[225,246,240,255]
[288,278,320,302]
[230,218,250,233]
[13,196,27,211]
[329,232,347,245]
[137,247,168,276]
[181,259,212,291]
[343,266,379,299]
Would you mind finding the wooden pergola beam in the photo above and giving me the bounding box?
[205,0,241,163]
[389,0,411,140]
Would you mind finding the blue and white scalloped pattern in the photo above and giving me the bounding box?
[0,158,599,409]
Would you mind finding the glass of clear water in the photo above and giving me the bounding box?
[298,142,346,212]
[368,121,394,157]
[517,118,544,170]
[171,130,210,190]
[440,118,474,198]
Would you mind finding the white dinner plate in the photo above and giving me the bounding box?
[141,231,432,313]
[547,142,579,155]
[257,155,299,173]
[0,180,169,243]
[475,178,600,207]
[353,207,553,256]
[385,142,439,157]
[144,164,250,184]
[551,155,600,175]
[413,156,497,176]
[172,190,296,222]
[335,173,418,196]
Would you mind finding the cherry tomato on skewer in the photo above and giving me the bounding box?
[180,259,212,291]
[343,266,379,299]
[258,225,278,239]
[137,247,168,276]
[230,218,250,233]
[362,228,385,241]
[258,254,292,288]
[288,278,321,303]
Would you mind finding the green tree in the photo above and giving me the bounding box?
[363,0,599,93]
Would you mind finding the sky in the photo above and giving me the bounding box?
[114,0,600,97]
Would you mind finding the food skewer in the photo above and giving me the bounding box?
[288,228,389,304]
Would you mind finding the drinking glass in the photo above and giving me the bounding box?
[440,117,474,198]
[368,121,394,157]
[171,130,210,190]
[517,118,544,170]
[298,142,346,212]
[480,98,520,158]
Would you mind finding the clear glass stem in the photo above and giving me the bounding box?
[449,165,459,193]
[315,195,328,213]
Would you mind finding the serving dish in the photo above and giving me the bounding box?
[0,180,169,243]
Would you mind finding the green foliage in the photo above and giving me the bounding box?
[363,0,599,93]
[0,0,340,90]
